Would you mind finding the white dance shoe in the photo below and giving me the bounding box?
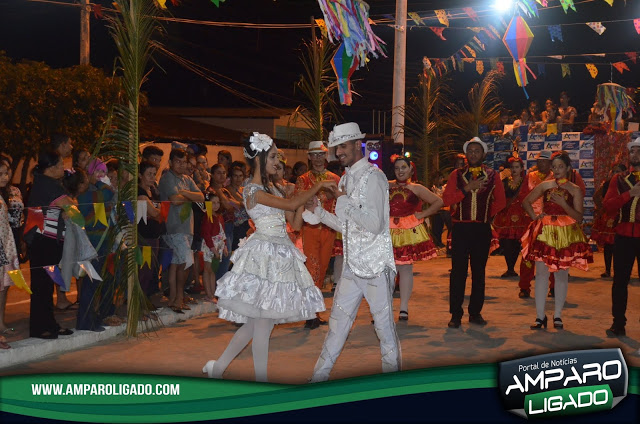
[202,360,217,378]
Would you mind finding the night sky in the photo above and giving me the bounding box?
[1,0,639,132]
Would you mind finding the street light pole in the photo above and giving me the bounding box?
[391,0,407,147]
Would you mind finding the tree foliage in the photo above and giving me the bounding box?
[0,52,119,185]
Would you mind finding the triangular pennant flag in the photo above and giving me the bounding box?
[457,58,464,71]
[559,0,577,13]
[450,57,457,71]
[160,201,170,223]
[468,27,483,33]
[122,201,135,223]
[160,249,173,271]
[135,247,143,267]
[435,10,449,27]
[155,0,167,9]
[464,45,476,58]
[430,27,446,40]
[61,205,85,228]
[142,246,152,269]
[612,62,630,73]
[626,52,637,63]
[24,207,44,234]
[536,0,549,6]
[488,24,501,39]
[472,36,485,50]
[368,18,375,25]
[603,0,613,5]
[205,201,213,222]
[94,202,108,227]
[635,18,640,35]
[408,12,424,26]
[586,22,606,35]
[44,265,65,287]
[546,123,558,135]
[137,200,148,224]
[8,269,32,294]
[78,261,102,282]
[496,61,505,73]
[463,7,478,21]
[483,28,496,40]
[476,60,484,74]
[548,25,563,42]
[179,202,192,223]
[210,0,226,6]
[585,63,598,78]
[537,63,546,75]
[561,63,571,77]
[462,58,475,63]
[315,19,328,38]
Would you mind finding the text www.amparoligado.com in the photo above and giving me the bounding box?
[31,383,180,396]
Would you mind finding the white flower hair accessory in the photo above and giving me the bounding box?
[244,132,273,159]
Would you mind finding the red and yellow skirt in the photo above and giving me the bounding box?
[493,204,531,240]
[332,232,343,257]
[589,212,617,246]
[390,215,437,265]
[521,215,593,272]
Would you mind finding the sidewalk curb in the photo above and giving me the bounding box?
[0,301,218,370]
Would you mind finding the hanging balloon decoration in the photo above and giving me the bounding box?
[596,83,636,131]
[331,43,360,105]
[502,15,537,99]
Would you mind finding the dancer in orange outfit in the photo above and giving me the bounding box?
[295,140,340,329]
[493,157,531,278]
[521,151,593,330]
[389,156,443,321]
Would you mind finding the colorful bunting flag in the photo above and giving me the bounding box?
[160,202,170,223]
[135,247,143,267]
[548,25,563,42]
[537,63,546,75]
[635,18,640,35]
[612,62,630,73]
[450,57,457,70]
[106,253,115,275]
[62,205,85,228]
[476,60,484,74]
[142,246,152,269]
[430,27,446,40]
[155,0,167,9]
[496,61,505,73]
[463,7,478,21]
[205,200,213,222]
[536,0,549,6]
[586,63,598,78]
[210,0,226,6]
[160,249,173,271]
[559,0,577,13]
[546,123,558,135]
[626,52,637,63]
[78,261,102,282]
[603,0,613,5]
[464,45,476,58]
[179,202,191,223]
[408,12,424,26]
[8,269,32,294]
[137,200,147,224]
[122,201,135,223]
[518,0,539,18]
[488,25,501,39]
[94,202,108,226]
[468,27,483,33]
[44,265,65,287]
[24,208,44,234]
[315,19,328,38]
[586,22,606,35]
[435,10,449,27]
[561,63,571,77]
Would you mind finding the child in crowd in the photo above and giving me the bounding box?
[62,168,89,200]
[201,193,227,303]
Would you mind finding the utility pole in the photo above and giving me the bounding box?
[80,0,90,65]
[391,0,407,147]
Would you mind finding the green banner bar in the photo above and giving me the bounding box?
[524,385,613,418]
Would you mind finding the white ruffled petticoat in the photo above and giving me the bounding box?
[215,187,326,324]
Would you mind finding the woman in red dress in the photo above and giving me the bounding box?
[493,157,531,278]
[389,157,443,321]
[522,152,593,330]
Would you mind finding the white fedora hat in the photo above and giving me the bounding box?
[327,122,366,147]
[462,137,488,154]
[308,140,328,153]
[627,137,640,151]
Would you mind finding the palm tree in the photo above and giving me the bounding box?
[96,0,162,336]
[289,36,341,144]
[446,70,504,145]
[403,71,452,185]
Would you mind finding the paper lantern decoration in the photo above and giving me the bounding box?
[332,43,359,105]
[502,16,537,98]
[596,83,636,131]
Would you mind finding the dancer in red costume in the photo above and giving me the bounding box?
[494,157,531,278]
[389,156,443,321]
[522,151,593,330]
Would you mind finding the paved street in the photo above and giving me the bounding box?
[1,250,639,383]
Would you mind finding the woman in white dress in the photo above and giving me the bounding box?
[202,133,337,382]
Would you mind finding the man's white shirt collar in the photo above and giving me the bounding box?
[345,156,369,176]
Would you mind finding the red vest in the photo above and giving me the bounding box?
[450,166,498,223]
[617,173,640,224]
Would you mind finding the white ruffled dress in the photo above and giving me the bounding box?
[215,183,326,324]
